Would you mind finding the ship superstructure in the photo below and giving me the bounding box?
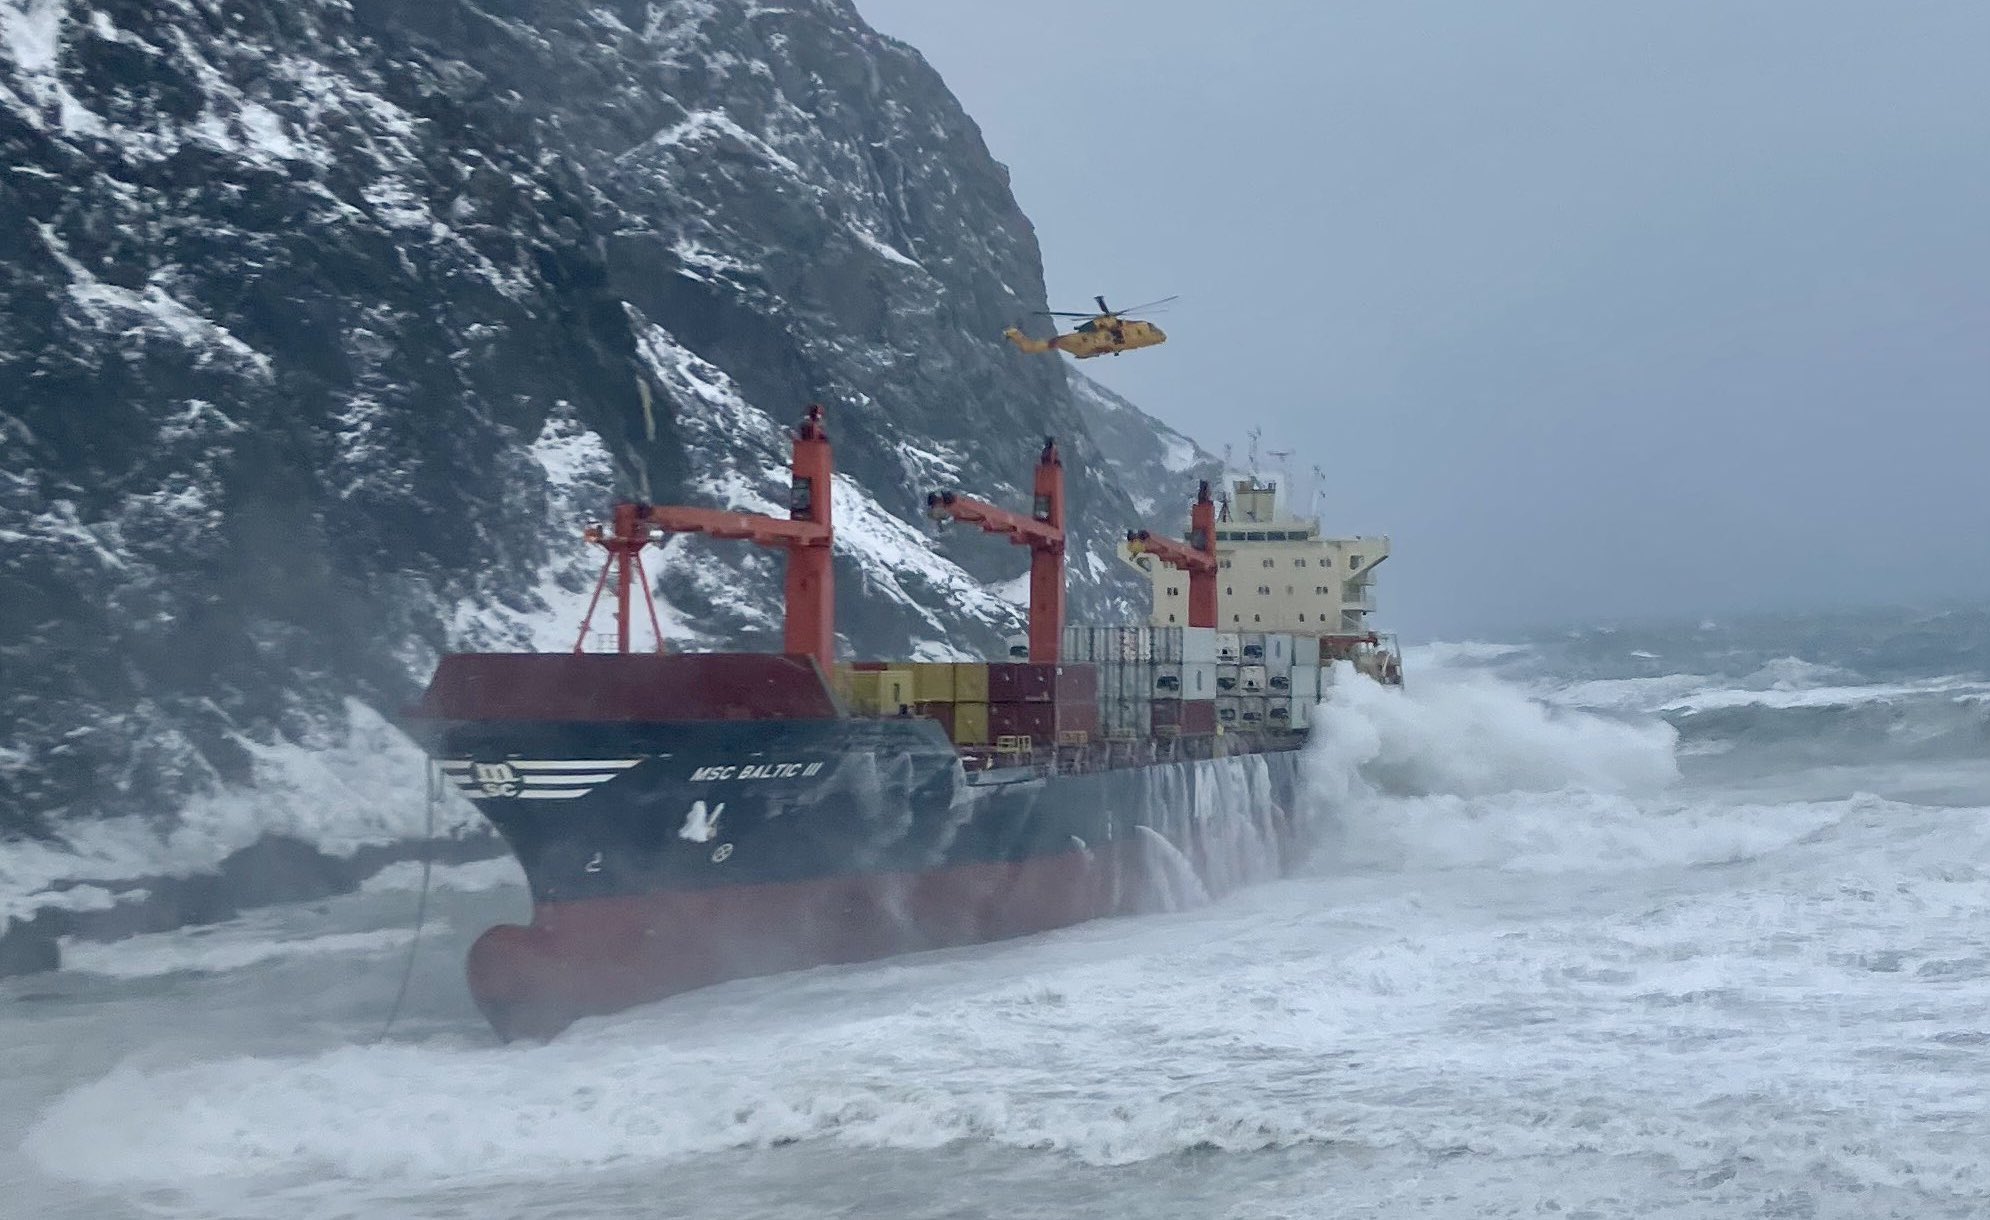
[1122,475,1390,637]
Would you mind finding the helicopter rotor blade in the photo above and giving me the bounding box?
[1116,295,1180,315]
[1034,310,1098,318]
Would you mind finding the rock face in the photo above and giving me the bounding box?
[0,2,1216,896]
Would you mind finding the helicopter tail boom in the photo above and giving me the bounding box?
[1002,327,1054,355]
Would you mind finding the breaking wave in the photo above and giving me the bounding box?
[1297,664,1858,875]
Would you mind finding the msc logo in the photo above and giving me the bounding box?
[473,762,523,797]
[439,757,644,801]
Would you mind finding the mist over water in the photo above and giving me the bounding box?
[7,610,1989,1218]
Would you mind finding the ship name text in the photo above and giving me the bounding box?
[688,761,825,782]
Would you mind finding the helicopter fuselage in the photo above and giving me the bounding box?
[1004,318,1167,359]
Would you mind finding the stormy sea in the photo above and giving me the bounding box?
[6,607,1987,1219]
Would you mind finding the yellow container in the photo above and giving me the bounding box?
[952,701,990,745]
[951,663,990,703]
[845,669,914,715]
[910,662,957,703]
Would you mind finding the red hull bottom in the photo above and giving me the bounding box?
[470,813,1294,1040]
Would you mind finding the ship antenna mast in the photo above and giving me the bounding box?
[1247,427,1262,478]
[1309,464,1326,522]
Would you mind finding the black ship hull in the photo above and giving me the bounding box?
[408,654,1310,1039]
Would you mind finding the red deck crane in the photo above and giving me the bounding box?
[1123,479,1220,628]
[925,438,1066,664]
[574,405,836,671]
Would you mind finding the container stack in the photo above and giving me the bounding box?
[842,620,1328,753]
[1062,625,1219,740]
[986,661,1099,748]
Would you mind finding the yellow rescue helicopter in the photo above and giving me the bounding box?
[1003,295,1175,359]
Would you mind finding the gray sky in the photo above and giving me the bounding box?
[856,1,1990,638]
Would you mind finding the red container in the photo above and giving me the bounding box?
[1053,663,1098,704]
[1056,700,1101,739]
[988,701,1099,743]
[987,662,1052,703]
[1156,699,1218,734]
[913,701,956,737]
[988,662,1099,704]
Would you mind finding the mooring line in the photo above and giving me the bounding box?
[375,759,440,1044]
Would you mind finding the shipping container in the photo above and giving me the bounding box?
[952,701,990,745]
[1157,698,1220,735]
[1116,663,1151,701]
[1215,632,1242,663]
[952,662,990,703]
[1062,626,1092,662]
[1241,632,1267,661]
[1216,664,1243,693]
[1152,663,1183,696]
[1183,662,1218,699]
[1215,696,1241,727]
[1266,669,1293,694]
[1183,626,1218,666]
[987,662,1052,703]
[1291,664,1321,704]
[1057,663,1099,704]
[1268,697,1292,729]
[1102,698,1152,737]
[1240,665,1268,695]
[845,669,913,715]
[1239,696,1268,726]
[990,701,1098,744]
[909,662,957,703]
[1290,696,1311,731]
[1265,634,1295,672]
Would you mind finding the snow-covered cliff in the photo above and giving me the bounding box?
[0,0,1218,948]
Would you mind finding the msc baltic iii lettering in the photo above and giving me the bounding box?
[405,406,1401,1040]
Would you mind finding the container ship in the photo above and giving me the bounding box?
[406,406,1400,1039]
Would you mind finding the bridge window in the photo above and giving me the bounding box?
[1262,558,1275,568]
[1294,558,1307,567]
